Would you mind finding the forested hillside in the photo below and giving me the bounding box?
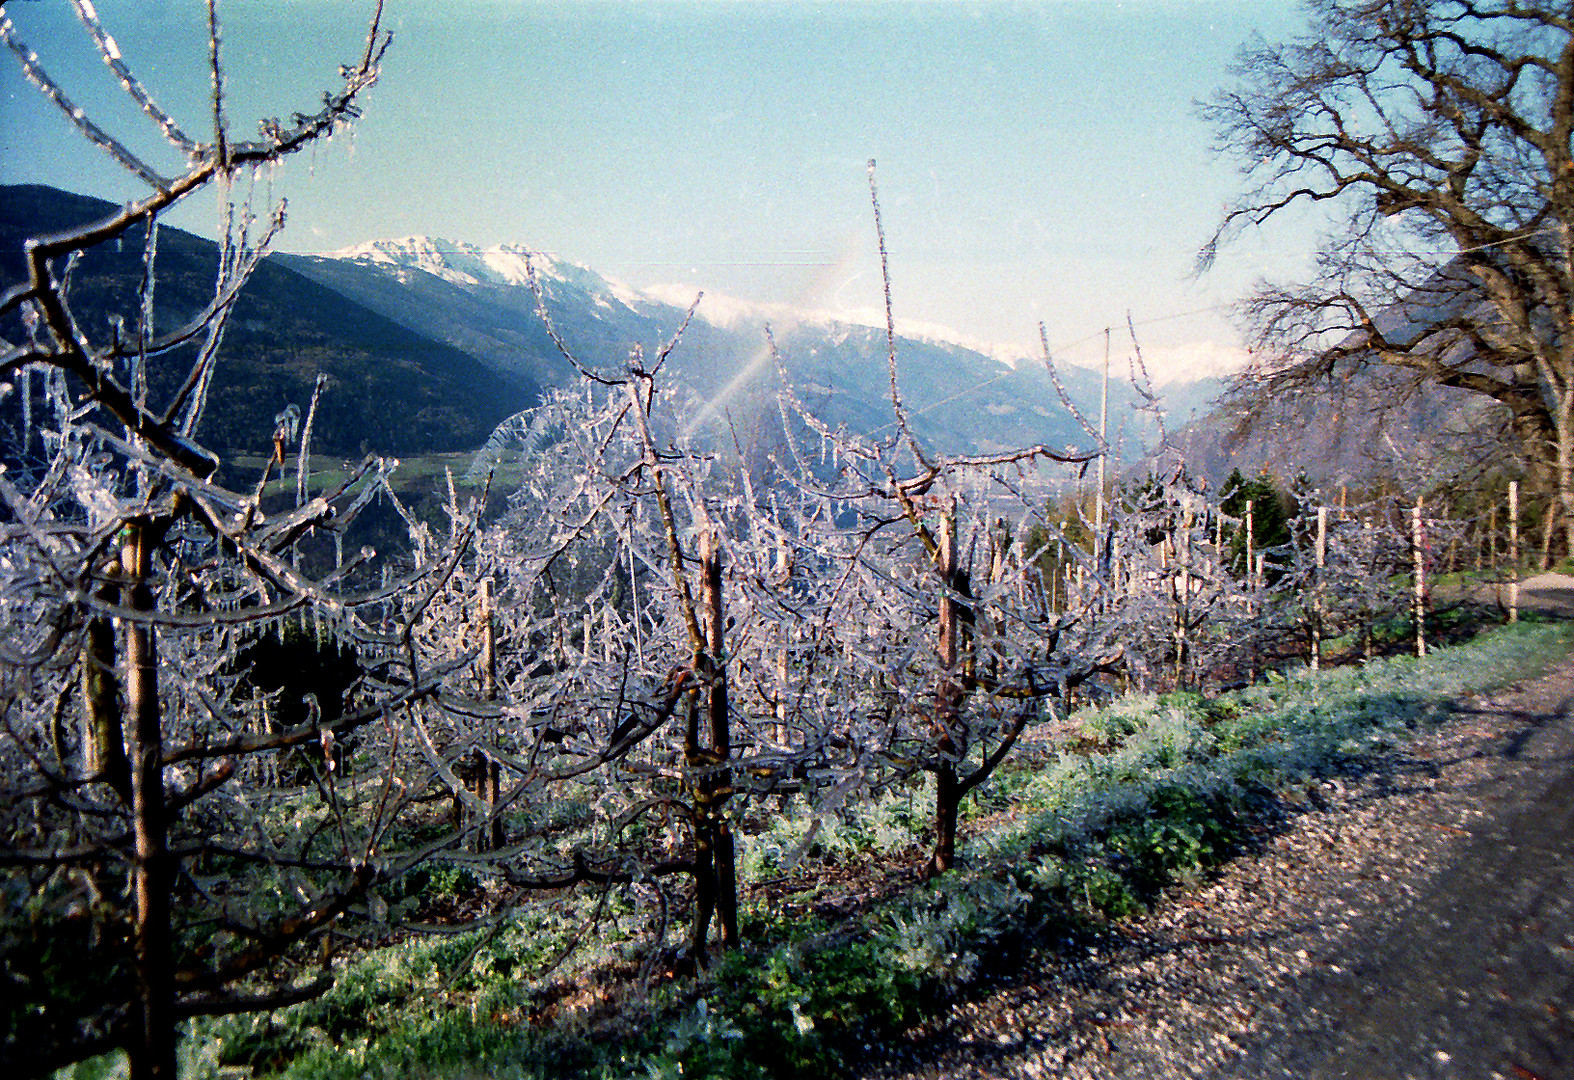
[0,185,534,458]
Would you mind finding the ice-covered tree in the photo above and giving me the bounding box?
[0,6,496,1078]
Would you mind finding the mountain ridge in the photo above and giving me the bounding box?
[293,232,1215,462]
[1,185,1225,469]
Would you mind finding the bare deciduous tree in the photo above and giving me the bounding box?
[1204,1,1574,559]
[0,5,416,1078]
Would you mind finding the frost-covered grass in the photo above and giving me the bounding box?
[735,785,932,882]
[975,619,1571,903]
[136,619,1571,1080]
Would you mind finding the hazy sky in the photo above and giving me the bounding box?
[0,1,1322,380]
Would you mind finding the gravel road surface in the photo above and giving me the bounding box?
[868,598,1574,1080]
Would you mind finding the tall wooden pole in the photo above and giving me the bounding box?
[1413,499,1427,657]
[125,521,175,1080]
[1094,329,1109,546]
[1509,480,1520,624]
[482,579,503,849]
[1362,517,1376,660]
[1311,506,1327,672]
[1176,502,1193,687]
[1245,499,1255,609]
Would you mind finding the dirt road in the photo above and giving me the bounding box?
[871,599,1574,1080]
[1215,651,1574,1079]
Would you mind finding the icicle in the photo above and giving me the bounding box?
[137,214,157,410]
[381,565,392,633]
[20,366,30,457]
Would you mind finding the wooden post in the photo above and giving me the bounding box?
[81,557,127,792]
[776,646,791,745]
[1413,499,1427,657]
[1245,499,1255,594]
[1509,480,1520,623]
[1311,505,1327,672]
[775,534,792,744]
[466,747,486,855]
[1176,503,1193,688]
[1362,518,1375,661]
[1095,329,1109,540]
[481,579,503,849]
[1445,500,1460,575]
[1251,550,1266,684]
[480,579,497,701]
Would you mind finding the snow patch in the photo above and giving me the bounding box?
[326,236,638,305]
[1133,341,1250,386]
[323,235,1244,394]
[642,283,1030,368]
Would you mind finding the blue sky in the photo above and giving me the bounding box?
[0,0,1320,380]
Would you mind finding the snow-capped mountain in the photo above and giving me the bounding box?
[279,235,1220,462]
[1,187,535,458]
[329,236,645,310]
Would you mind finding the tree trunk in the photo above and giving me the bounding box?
[1555,377,1574,571]
[123,522,177,1080]
[701,532,737,950]
[689,730,715,963]
[927,508,966,877]
[928,760,959,877]
[689,531,736,961]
